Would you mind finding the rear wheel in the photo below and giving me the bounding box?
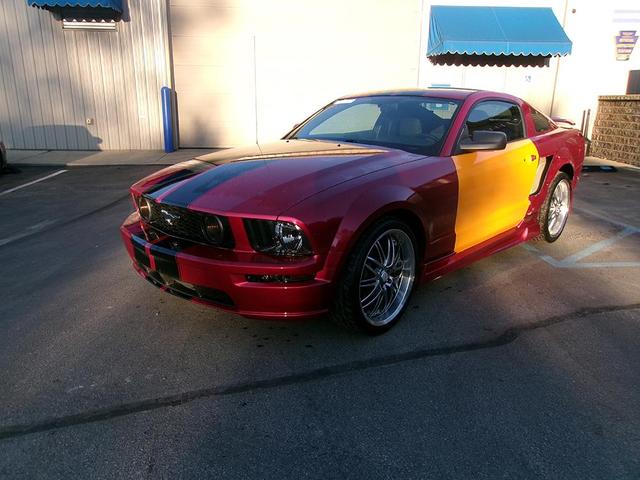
[330,218,417,334]
[536,172,572,243]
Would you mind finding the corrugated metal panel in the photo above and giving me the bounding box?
[0,0,170,150]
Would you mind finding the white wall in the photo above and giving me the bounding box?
[253,0,423,143]
[188,0,639,147]
[169,0,423,147]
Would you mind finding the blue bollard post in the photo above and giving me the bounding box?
[161,86,175,153]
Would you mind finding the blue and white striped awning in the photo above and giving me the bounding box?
[27,0,122,12]
[428,6,572,58]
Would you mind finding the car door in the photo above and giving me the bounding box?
[451,100,540,252]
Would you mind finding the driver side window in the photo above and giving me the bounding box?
[464,101,524,142]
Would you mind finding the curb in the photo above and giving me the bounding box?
[7,162,176,168]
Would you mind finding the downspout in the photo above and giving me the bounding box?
[253,35,259,145]
[549,0,569,116]
[416,0,426,87]
[164,0,178,149]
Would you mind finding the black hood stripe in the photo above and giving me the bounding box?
[144,163,212,197]
[158,160,267,207]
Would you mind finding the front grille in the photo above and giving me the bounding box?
[144,199,233,247]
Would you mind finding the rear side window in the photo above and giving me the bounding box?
[464,100,524,142]
[531,107,552,133]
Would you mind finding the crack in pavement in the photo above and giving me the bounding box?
[1,302,638,441]
[0,195,130,249]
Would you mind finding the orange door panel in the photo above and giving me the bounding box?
[451,139,540,252]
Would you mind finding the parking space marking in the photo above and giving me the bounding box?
[523,214,640,269]
[0,169,67,197]
[522,242,640,269]
[561,227,637,264]
[573,205,640,232]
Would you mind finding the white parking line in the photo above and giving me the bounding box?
[522,211,640,269]
[0,169,67,197]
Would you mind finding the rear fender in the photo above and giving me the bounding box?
[530,130,585,214]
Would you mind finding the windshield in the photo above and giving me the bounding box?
[291,95,461,155]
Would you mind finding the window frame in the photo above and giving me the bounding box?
[530,107,553,134]
[454,98,527,154]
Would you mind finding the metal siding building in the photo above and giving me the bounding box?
[0,0,170,150]
[0,0,638,151]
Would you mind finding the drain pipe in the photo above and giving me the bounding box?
[161,86,176,153]
[550,0,569,116]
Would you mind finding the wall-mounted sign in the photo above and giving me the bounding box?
[615,30,638,61]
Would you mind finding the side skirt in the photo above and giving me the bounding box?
[420,220,539,284]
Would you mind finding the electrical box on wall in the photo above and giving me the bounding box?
[628,70,640,94]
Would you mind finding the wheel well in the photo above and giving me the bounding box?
[334,208,428,283]
[383,209,427,263]
[559,163,574,180]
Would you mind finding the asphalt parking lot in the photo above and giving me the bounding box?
[0,163,639,479]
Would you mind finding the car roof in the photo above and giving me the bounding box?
[338,88,480,101]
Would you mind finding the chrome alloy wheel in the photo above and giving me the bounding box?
[358,229,415,326]
[548,179,570,237]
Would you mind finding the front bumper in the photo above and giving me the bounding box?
[120,212,331,319]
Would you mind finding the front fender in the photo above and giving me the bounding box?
[283,156,458,283]
[323,185,427,279]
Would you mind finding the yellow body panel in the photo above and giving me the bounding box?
[452,139,540,253]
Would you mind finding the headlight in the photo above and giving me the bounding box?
[136,195,153,222]
[202,215,224,244]
[244,219,312,256]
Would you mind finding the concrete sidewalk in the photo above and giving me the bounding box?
[6,148,220,167]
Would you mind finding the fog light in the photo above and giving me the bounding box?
[202,215,224,244]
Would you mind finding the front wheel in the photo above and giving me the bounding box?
[537,172,572,243]
[330,218,417,334]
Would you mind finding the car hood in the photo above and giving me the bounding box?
[131,140,422,216]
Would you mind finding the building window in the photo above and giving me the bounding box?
[40,5,121,30]
[62,19,117,31]
[27,0,123,30]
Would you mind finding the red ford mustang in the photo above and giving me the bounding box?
[121,89,585,334]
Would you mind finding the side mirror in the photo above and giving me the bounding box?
[459,130,507,152]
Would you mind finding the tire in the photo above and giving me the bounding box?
[330,217,418,335]
[0,144,6,172]
[534,172,572,243]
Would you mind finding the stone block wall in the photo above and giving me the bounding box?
[590,95,640,166]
